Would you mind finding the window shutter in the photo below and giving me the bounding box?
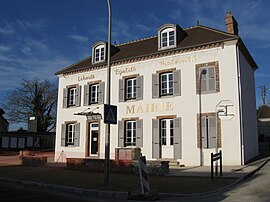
[208,67,216,92]
[119,79,125,102]
[201,116,207,148]
[173,117,182,159]
[152,73,159,98]
[136,119,143,147]
[75,86,81,107]
[63,88,68,108]
[173,70,181,96]
[209,116,217,148]
[200,69,207,93]
[74,123,80,147]
[152,119,160,158]
[118,120,124,147]
[136,76,143,100]
[84,85,90,106]
[61,124,66,147]
[98,82,105,104]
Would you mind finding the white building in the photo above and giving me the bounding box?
[55,12,258,166]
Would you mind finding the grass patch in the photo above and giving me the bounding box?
[0,164,236,194]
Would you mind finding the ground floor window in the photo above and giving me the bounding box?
[160,119,174,146]
[125,121,136,146]
[61,123,80,147]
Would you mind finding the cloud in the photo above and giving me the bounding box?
[0,45,11,52]
[20,38,49,56]
[17,19,46,30]
[68,34,89,43]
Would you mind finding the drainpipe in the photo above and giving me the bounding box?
[236,44,244,165]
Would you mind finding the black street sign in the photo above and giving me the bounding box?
[104,104,117,124]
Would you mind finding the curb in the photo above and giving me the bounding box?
[1,157,269,200]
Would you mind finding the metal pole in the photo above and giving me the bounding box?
[199,69,207,166]
[104,0,111,185]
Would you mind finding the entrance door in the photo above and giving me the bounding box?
[90,123,99,155]
[161,119,174,158]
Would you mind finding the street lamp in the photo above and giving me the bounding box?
[104,0,112,185]
[199,69,207,166]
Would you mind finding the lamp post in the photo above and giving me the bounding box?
[104,0,112,185]
[199,69,207,166]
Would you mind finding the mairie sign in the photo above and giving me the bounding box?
[104,104,117,124]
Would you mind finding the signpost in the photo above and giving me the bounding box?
[104,104,117,125]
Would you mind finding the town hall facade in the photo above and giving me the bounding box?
[55,12,258,166]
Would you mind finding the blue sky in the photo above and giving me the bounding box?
[0,0,270,129]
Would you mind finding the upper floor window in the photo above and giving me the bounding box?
[94,45,105,63]
[196,61,220,94]
[63,85,81,108]
[83,82,105,106]
[161,28,175,49]
[92,42,106,64]
[161,72,173,96]
[119,75,143,102]
[152,69,181,98]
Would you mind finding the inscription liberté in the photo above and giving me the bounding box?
[126,102,173,114]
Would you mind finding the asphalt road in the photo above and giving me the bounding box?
[161,160,270,202]
[0,181,107,202]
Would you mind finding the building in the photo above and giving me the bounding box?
[0,109,9,132]
[55,12,258,166]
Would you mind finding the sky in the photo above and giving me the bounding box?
[0,0,270,130]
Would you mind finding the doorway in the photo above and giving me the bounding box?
[89,122,99,156]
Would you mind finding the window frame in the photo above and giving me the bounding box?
[161,28,175,49]
[92,42,106,64]
[125,120,137,147]
[68,87,76,107]
[125,77,137,100]
[66,123,75,146]
[160,72,174,96]
[90,83,99,104]
[160,119,174,146]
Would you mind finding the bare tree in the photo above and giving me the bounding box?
[2,78,57,132]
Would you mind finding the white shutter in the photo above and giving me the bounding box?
[209,116,217,148]
[208,66,216,92]
[201,116,207,148]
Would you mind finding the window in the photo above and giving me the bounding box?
[126,78,137,100]
[152,117,182,159]
[161,119,174,146]
[197,113,221,149]
[118,119,143,147]
[196,62,220,94]
[94,45,105,63]
[125,121,136,146]
[161,30,175,48]
[90,84,99,103]
[61,123,80,147]
[152,70,181,98]
[119,76,143,102]
[67,124,75,146]
[63,85,81,108]
[68,87,76,106]
[83,82,105,106]
[92,42,106,64]
[161,72,173,96]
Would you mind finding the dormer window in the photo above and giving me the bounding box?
[95,45,105,62]
[161,28,175,48]
[157,24,187,51]
[92,42,106,64]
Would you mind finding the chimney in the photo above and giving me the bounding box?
[225,11,238,35]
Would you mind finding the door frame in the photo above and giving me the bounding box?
[85,120,100,158]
